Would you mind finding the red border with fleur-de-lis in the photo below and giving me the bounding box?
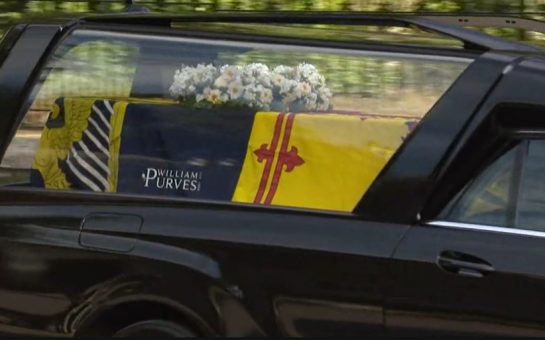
[253,113,305,205]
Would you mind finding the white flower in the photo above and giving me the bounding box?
[308,72,325,86]
[214,76,228,88]
[228,80,243,100]
[280,79,297,95]
[293,85,303,98]
[221,65,240,82]
[294,82,312,98]
[169,84,181,97]
[282,94,297,106]
[192,64,217,84]
[271,74,284,87]
[196,86,211,103]
[259,88,273,105]
[170,62,332,111]
[273,65,293,76]
[242,87,256,102]
[306,92,318,102]
[247,63,269,75]
[298,63,318,78]
[318,87,332,100]
[304,93,318,110]
[301,82,312,95]
[305,101,317,110]
[257,74,272,88]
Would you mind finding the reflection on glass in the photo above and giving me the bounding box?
[1,29,470,212]
[517,140,545,231]
[445,146,519,227]
[172,23,465,48]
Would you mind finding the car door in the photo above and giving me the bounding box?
[385,62,545,336]
[0,21,478,336]
[387,141,545,336]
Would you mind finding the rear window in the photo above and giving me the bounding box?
[0,28,470,213]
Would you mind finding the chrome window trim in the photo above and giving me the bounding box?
[427,220,545,238]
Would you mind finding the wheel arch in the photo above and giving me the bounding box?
[73,295,216,337]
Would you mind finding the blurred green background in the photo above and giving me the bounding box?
[5,0,545,118]
[4,0,545,108]
[1,0,545,33]
[2,0,545,15]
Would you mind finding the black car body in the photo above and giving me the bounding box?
[0,12,545,337]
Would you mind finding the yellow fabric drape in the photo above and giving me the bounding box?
[233,112,414,212]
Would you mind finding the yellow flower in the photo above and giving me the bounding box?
[207,89,223,104]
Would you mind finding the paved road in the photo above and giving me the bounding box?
[2,130,41,169]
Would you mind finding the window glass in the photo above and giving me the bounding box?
[517,140,545,230]
[465,26,545,49]
[0,29,470,212]
[444,140,545,232]
[443,146,520,227]
[172,23,465,49]
[2,38,138,170]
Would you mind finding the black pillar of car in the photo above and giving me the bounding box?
[422,56,545,221]
[354,53,520,224]
[0,25,61,160]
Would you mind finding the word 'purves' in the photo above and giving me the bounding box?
[143,168,202,191]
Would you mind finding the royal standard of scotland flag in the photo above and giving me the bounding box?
[232,111,417,211]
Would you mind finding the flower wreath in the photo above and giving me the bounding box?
[169,63,332,112]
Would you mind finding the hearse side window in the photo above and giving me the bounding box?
[0,28,470,213]
[444,140,545,232]
[516,140,545,230]
[443,145,520,227]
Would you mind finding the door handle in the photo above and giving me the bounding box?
[437,251,494,278]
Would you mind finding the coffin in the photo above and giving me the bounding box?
[31,97,419,212]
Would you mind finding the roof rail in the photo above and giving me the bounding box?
[81,12,541,52]
[419,14,545,33]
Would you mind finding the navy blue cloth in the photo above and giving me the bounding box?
[117,103,255,200]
